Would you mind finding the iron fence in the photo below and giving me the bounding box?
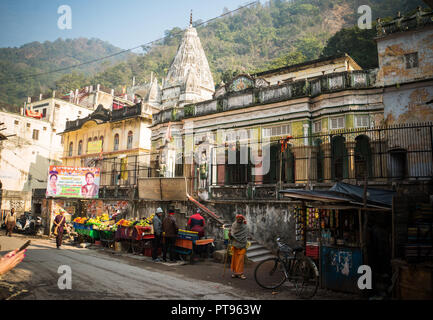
[98,154,156,187]
[209,122,433,186]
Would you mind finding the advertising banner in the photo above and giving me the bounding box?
[46,166,100,199]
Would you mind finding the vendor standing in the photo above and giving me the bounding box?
[162,209,178,262]
[52,211,67,249]
[187,208,205,238]
[152,207,164,262]
[229,214,248,280]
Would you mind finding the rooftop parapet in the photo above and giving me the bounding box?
[152,69,377,126]
[376,7,433,38]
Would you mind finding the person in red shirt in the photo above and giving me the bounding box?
[188,208,205,238]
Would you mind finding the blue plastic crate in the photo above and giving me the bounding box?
[73,223,93,230]
[178,233,199,241]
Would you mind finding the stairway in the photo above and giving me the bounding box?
[246,239,275,263]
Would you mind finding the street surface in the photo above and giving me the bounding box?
[0,234,355,300]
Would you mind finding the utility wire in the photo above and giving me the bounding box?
[0,1,258,85]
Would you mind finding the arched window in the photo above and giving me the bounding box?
[355,135,372,179]
[68,142,73,156]
[314,139,324,182]
[262,141,294,184]
[282,143,295,183]
[127,131,133,150]
[263,142,279,184]
[99,136,104,151]
[224,141,251,185]
[114,134,119,151]
[87,138,92,153]
[331,136,348,180]
[77,140,83,156]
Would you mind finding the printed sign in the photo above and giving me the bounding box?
[87,140,102,154]
[46,166,100,199]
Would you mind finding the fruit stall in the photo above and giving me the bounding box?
[114,216,155,254]
[72,214,115,245]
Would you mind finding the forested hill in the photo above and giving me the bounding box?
[0,0,425,112]
[0,38,134,111]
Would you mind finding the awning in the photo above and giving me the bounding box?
[280,182,394,210]
[329,182,394,207]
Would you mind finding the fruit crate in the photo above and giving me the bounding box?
[177,229,199,241]
[73,222,93,230]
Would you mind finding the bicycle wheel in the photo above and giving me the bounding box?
[254,257,287,289]
[291,256,319,299]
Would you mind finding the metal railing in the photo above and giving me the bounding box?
[98,154,156,187]
[209,122,433,186]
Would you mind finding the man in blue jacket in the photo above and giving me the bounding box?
[151,207,163,262]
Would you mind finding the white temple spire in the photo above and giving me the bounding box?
[161,15,215,110]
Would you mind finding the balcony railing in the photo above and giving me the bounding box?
[112,104,142,121]
[377,9,433,38]
[153,70,376,125]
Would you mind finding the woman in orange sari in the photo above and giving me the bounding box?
[229,214,248,280]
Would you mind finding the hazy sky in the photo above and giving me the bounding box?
[0,0,255,49]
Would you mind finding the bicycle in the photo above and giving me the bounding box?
[254,238,319,299]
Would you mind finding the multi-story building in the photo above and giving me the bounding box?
[141,9,433,256]
[0,93,95,214]
[0,83,138,215]
[60,103,153,185]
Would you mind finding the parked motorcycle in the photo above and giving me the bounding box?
[15,211,44,235]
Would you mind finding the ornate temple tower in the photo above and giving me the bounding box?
[161,14,215,110]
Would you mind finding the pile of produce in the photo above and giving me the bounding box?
[116,219,133,227]
[73,217,88,224]
[93,224,115,231]
[136,214,154,227]
[86,218,99,225]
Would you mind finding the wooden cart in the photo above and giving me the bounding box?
[175,229,214,264]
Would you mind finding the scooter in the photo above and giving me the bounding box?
[15,212,44,235]
[15,212,31,233]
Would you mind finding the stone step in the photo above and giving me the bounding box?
[247,244,263,251]
[248,254,276,263]
[247,249,272,258]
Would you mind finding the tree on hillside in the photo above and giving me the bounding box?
[321,26,378,69]
[54,72,89,94]
[260,50,306,71]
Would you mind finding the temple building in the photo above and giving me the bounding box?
[149,9,433,204]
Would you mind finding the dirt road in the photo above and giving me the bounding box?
[0,235,355,300]
[0,235,257,300]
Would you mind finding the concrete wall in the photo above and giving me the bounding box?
[384,81,433,124]
[377,27,433,87]
[0,112,58,192]
[0,190,31,213]
[204,201,296,253]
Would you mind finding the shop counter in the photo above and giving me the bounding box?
[320,245,363,294]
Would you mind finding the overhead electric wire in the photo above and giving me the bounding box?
[0,1,258,85]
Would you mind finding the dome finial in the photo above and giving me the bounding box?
[190,9,193,27]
